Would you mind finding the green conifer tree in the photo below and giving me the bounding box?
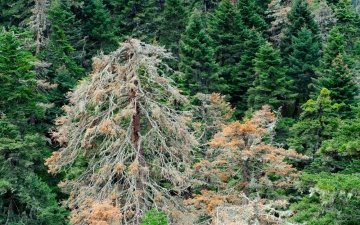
[247,42,295,111]
[231,29,265,117]
[311,27,359,117]
[159,0,187,68]
[280,0,319,64]
[237,0,267,32]
[116,0,161,42]
[42,0,85,117]
[0,31,67,224]
[178,10,224,95]
[0,0,34,27]
[0,118,67,224]
[73,0,118,60]
[207,0,244,96]
[287,27,321,117]
[288,88,340,156]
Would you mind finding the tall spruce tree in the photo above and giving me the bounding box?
[0,30,67,224]
[247,42,295,111]
[280,0,319,64]
[178,10,224,95]
[207,0,244,94]
[231,29,265,117]
[288,88,340,157]
[73,0,118,64]
[42,0,85,117]
[237,0,267,32]
[287,27,321,117]
[116,0,161,42]
[311,27,359,117]
[159,0,187,68]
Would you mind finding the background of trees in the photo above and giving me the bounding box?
[0,0,359,224]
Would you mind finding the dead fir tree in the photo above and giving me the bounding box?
[45,39,197,224]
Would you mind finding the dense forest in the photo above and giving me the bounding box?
[0,0,360,224]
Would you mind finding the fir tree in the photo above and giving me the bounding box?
[178,10,224,95]
[0,118,67,224]
[42,0,85,117]
[287,27,321,117]
[237,0,267,32]
[0,0,34,27]
[231,29,265,117]
[159,0,187,68]
[207,0,244,94]
[0,31,67,224]
[280,0,319,64]
[311,27,359,117]
[320,104,360,157]
[0,31,43,123]
[73,0,118,61]
[116,0,161,42]
[288,88,340,156]
[247,42,295,111]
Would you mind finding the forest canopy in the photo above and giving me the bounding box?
[0,0,359,224]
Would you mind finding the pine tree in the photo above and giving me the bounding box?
[280,0,319,64]
[247,42,295,111]
[159,0,187,68]
[45,39,197,224]
[207,0,244,96]
[287,27,321,117]
[178,10,224,95]
[231,29,265,117]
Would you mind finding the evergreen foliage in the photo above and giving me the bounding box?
[0,31,43,123]
[0,118,67,224]
[140,209,168,225]
[0,0,34,27]
[0,31,67,224]
[73,0,118,60]
[231,29,265,117]
[207,0,244,96]
[0,0,360,223]
[280,0,319,64]
[287,27,321,116]
[311,27,359,117]
[237,0,267,32]
[159,0,187,68]
[288,88,340,156]
[178,10,224,95]
[42,0,85,117]
[159,0,187,52]
[320,104,360,156]
[247,42,295,111]
[116,0,161,42]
